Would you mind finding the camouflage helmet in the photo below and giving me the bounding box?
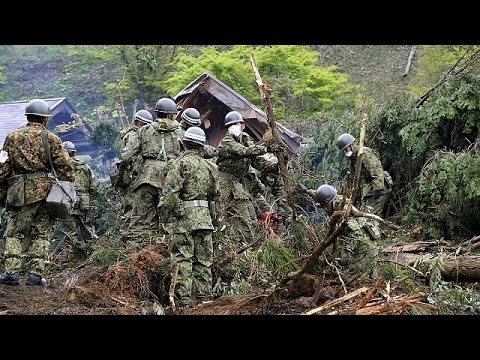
[134,110,153,124]
[337,133,355,151]
[62,141,76,153]
[181,107,201,126]
[183,126,206,146]
[25,99,52,118]
[224,111,244,126]
[315,184,337,207]
[154,98,178,114]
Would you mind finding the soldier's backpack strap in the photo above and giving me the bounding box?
[157,132,168,162]
[41,130,58,178]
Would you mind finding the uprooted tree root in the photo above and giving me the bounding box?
[66,245,170,311]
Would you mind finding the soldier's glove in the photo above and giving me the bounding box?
[369,189,382,200]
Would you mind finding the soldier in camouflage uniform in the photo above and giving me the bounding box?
[337,133,391,216]
[250,152,286,216]
[160,127,220,306]
[61,141,98,260]
[0,99,74,285]
[216,111,266,243]
[124,98,183,245]
[116,110,153,231]
[178,107,217,159]
[315,184,379,279]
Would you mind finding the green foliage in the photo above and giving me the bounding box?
[90,248,122,267]
[66,45,180,112]
[91,121,119,147]
[258,239,299,278]
[432,284,480,314]
[163,45,359,120]
[414,253,480,314]
[0,65,5,84]
[410,45,480,95]
[381,263,412,281]
[372,75,480,223]
[296,111,362,191]
[404,147,480,241]
[94,181,122,240]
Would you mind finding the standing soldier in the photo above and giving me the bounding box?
[62,141,98,260]
[315,184,380,279]
[337,133,392,216]
[0,99,74,285]
[160,127,220,306]
[216,111,266,243]
[124,98,183,245]
[116,110,153,227]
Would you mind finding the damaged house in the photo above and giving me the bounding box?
[174,72,302,154]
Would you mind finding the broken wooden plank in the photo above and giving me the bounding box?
[305,287,369,315]
[382,241,444,253]
[356,277,383,310]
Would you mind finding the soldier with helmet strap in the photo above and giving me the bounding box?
[315,184,379,279]
[216,111,266,243]
[337,133,392,217]
[123,97,183,245]
[0,99,74,286]
[160,126,220,306]
[114,109,154,232]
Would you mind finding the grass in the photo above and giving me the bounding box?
[89,248,122,267]
[258,238,299,279]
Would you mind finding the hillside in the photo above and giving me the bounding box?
[0,45,420,116]
[317,45,418,105]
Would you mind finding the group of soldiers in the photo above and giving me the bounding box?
[112,97,286,306]
[0,96,392,308]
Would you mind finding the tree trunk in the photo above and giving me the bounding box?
[382,243,480,282]
[442,255,480,282]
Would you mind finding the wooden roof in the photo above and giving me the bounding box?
[0,97,99,157]
[174,72,303,153]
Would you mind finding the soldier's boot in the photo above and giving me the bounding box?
[0,272,20,285]
[25,273,47,286]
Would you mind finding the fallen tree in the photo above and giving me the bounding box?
[382,240,480,282]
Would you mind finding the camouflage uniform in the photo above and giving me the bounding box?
[328,195,380,279]
[251,153,286,214]
[124,118,183,244]
[160,149,220,306]
[349,146,390,216]
[117,126,139,218]
[0,122,74,276]
[216,132,266,243]
[61,155,98,259]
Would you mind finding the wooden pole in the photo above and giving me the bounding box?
[250,54,296,220]
[403,45,417,77]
